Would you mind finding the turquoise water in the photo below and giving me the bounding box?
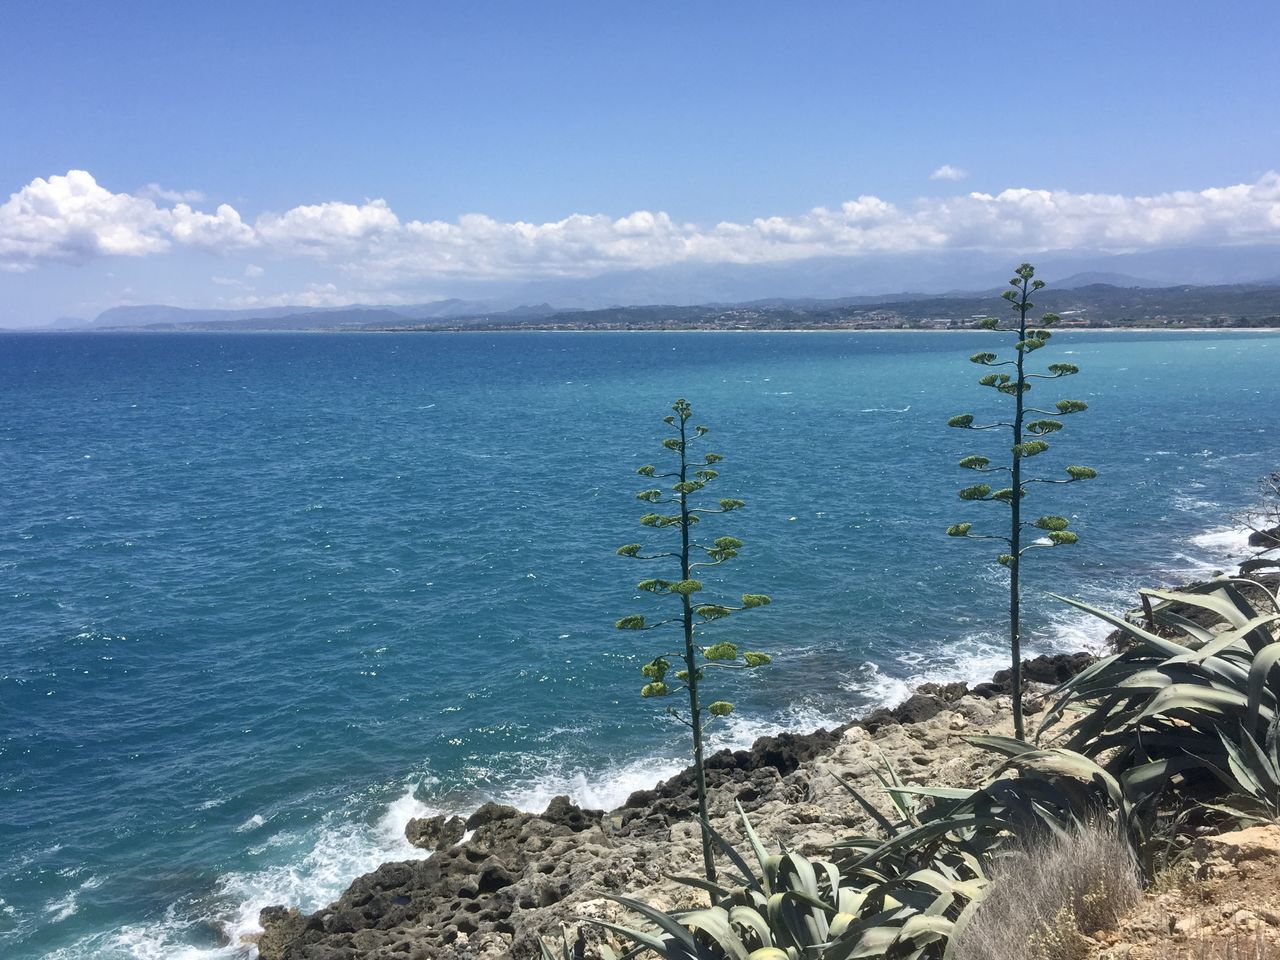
[1,330,1276,958]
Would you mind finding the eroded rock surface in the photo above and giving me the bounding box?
[256,654,1093,959]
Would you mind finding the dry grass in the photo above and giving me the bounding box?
[1189,932,1280,960]
[952,821,1142,960]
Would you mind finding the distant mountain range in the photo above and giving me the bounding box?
[21,242,1280,332]
[63,280,1280,333]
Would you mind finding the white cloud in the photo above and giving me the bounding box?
[138,183,207,203]
[930,165,969,182]
[5,169,1280,284]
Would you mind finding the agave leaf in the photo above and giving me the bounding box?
[700,817,764,895]
[584,918,671,955]
[1049,593,1195,658]
[735,803,772,885]
[1135,684,1258,727]
[681,908,750,960]
[1168,613,1280,664]
[744,950,790,960]
[1120,756,1203,804]
[888,786,978,802]
[831,770,899,838]
[1248,643,1280,732]
[727,905,774,950]
[605,896,700,952]
[1143,585,1256,626]
[964,733,1034,758]
[1150,608,1218,646]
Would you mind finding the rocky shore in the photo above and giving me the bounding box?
[253,653,1092,960]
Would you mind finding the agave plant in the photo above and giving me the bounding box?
[588,801,984,960]
[1037,576,1280,824]
[587,737,1145,960]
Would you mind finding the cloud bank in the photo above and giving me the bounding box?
[4,169,1280,284]
[930,164,969,182]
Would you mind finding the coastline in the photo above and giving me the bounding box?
[246,523,1268,960]
[253,651,1089,960]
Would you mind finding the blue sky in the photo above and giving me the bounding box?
[3,1,1279,323]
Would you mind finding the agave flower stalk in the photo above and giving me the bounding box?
[615,398,773,885]
[947,263,1097,740]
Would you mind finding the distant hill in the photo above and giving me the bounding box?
[75,281,1280,334]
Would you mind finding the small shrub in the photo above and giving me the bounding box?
[952,821,1141,960]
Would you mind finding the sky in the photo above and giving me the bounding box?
[2,0,1279,325]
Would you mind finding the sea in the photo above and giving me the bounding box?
[0,329,1276,959]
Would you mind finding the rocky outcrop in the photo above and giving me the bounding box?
[405,814,466,851]
[255,653,1094,960]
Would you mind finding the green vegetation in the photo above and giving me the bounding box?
[1040,577,1280,830]
[557,572,1280,959]
[616,398,774,884]
[947,263,1096,740]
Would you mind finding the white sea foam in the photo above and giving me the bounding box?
[496,754,686,813]
[47,785,437,960]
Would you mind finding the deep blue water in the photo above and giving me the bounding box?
[1,330,1276,958]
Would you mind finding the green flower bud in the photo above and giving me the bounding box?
[997,553,1014,566]
[979,317,1000,330]
[948,414,975,428]
[743,652,772,667]
[947,523,973,537]
[695,604,733,620]
[1032,280,1046,290]
[970,352,997,364]
[704,453,723,464]
[1048,363,1079,376]
[741,594,771,608]
[1017,263,1035,278]
[671,399,691,420]
[1002,289,1018,301]
[662,438,684,451]
[1056,399,1088,414]
[636,488,663,502]
[958,484,991,501]
[1065,465,1098,480]
[720,498,746,511]
[637,465,657,477]
[639,513,663,527]
[708,701,734,717]
[978,373,1000,387]
[1035,516,1070,531]
[616,543,642,557]
[641,682,670,697]
[958,455,990,470]
[670,579,703,595]
[1049,530,1079,545]
[714,536,743,551]
[641,657,669,680]
[616,615,645,630]
[673,480,704,494]
[1026,419,1063,435]
[1041,312,1060,325]
[695,469,719,480]
[695,425,709,435]
[636,578,672,593]
[663,416,676,426]
[703,641,738,661]
[992,487,1022,502]
[1012,440,1050,458]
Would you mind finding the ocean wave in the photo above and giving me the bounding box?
[46,786,436,960]
[52,508,1266,960]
